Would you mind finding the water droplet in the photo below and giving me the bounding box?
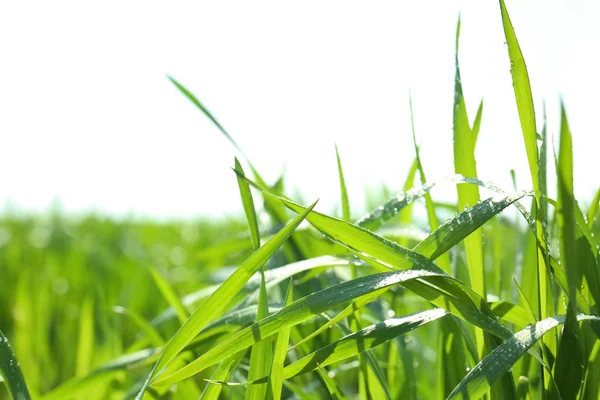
[466,367,471,372]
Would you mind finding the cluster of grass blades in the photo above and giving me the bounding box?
[2,1,600,399]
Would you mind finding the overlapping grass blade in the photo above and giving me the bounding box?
[498,0,538,198]
[269,281,294,400]
[280,309,448,379]
[113,306,164,347]
[152,255,362,326]
[413,191,530,261]
[135,200,317,398]
[553,102,583,398]
[147,266,189,325]
[233,171,524,337]
[0,329,31,400]
[453,15,485,299]
[587,188,600,230]
[447,315,600,400]
[150,268,453,388]
[235,155,272,400]
[235,157,261,250]
[472,99,484,146]
[335,144,350,221]
[200,351,246,400]
[499,0,556,381]
[316,365,347,400]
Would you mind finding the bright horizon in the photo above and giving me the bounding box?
[1,1,598,220]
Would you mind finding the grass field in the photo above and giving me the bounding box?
[2,1,600,399]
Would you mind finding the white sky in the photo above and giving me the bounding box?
[0,1,598,219]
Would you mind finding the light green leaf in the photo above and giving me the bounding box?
[136,200,318,398]
[0,329,31,400]
[447,315,600,400]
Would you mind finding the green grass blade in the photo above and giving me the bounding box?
[499,0,556,378]
[152,255,359,326]
[150,269,457,388]
[414,191,530,261]
[0,329,31,400]
[447,315,600,400]
[397,158,419,243]
[237,152,271,400]
[453,15,485,300]
[281,309,448,379]
[113,306,164,348]
[269,281,294,400]
[136,200,318,398]
[335,144,350,221]
[587,188,600,230]
[200,351,246,400]
[498,0,538,199]
[409,92,450,273]
[75,296,95,377]
[148,266,189,325]
[246,270,273,400]
[553,102,583,398]
[472,99,484,146]
[167,75,246,158]
[289,291,385,354]
[235,158,261,250]
[356,180,436,232]
[233,171,518,336]
[316,365,347,400]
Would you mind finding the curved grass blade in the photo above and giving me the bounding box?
[113,306,164,347]
[235,157,260,250]
[245,268,272,400]
[498,0,538,199]
[200,351,246,400]
[150,269,449,388]
[472,99,484,146]
[167,75,246,158]
[355,180,437,232]
[499,0,556,374]
[233,171,517,338]
[289,290,385,353]
[0,329,31,400]
[206,309,447,387]
[447,315,600,400]
[453,29,485,382]
[269,281,294,400]
[235,155,271,400]
[587,188,600,230]
[553,101,583,399]
[136,200,318,399]
[151,256,363,328]
[414,190,530,261]
[409,91,450,273]
[168,74,310,261]
[335,144,350,221]
[148,266,189,325]
[356,174,524,236]
[281,309,448,379]
[316,364,347,400]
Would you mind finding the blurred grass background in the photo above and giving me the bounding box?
[0,212,252,398]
